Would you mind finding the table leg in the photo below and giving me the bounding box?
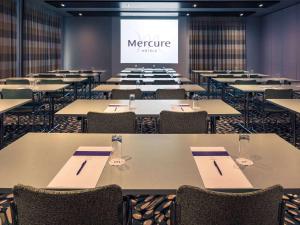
[210,116,217,134]
[49,95,55,128]
[244,93,250,127]
[207,78,211,99]
[221,84,225,100]
[88,77,92,99]
[74,83,78,100]
[81,117,87,133]
[0,114,4,148]
[291,112,296,146]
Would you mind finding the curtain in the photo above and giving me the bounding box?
[0,0,16,78]
[189,17,246,72]
[23,1,62,74]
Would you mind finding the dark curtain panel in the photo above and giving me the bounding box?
[0,0,16,78]
[23,2,62,74]
[190,17,246,71]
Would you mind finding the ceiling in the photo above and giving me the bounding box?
[43,0,300,17]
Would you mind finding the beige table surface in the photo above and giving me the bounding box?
[230,84,300,93]
[199,73,270,78]
[117,73,181,77]
[92,84,206,93]
[56,99,240,117]
[106,77,192,84]
[213,77,298,84]
[1,77,87,84]
[0,133,299,194]
[0,99,31,114]
[0,84,69,93]
[267,99,300,114]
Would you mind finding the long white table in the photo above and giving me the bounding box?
[106,77,192,84]
[0,133,299,195]
[55,99,241,133]
[0,99,31,148]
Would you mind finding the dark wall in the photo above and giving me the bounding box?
[261,3,300,79]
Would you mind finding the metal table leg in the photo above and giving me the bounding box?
[291,112,296,146]
[74,82,78,100]
[210,116,217,134]
[207,78,211,99]
[88,77,92,99]
[0,114,4,148]
[49,95,55,128]
[244,92,250,127]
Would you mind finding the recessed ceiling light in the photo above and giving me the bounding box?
[193,4,197,8]
[240,13,244,17]
[78,13,83,16]
[186,13,190,16]
[259,3,264,8]
[60,3,65,7]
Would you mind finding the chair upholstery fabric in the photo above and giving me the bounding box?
[156,89,186,99]
[2,89,33,99]
[87,111,136,133]
[6,79,30,85]
[13,184,123,225]
[176,185,284,225]
[111,89,142,100]
[159,111,208,134]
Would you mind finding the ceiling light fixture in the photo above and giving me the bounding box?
[240,13,244,17]
[60,3,65,7]
[78,13,83,16]
[193,4,197,8]
[258,3,264,8]
[186,13,190,16]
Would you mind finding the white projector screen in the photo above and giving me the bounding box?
[120,19,178,64]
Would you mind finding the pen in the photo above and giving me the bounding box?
[213,160,223,176]
[76,160,87,176]
[114,107,117,112]
[180,106,184,112]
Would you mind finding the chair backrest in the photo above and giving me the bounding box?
[65,75,81,78]
[216,75,234,78]
[153,75,171,78]
[87,111,136,133]
[2,88,33,99]
[38,79,64,84]
[154,80,178,85]
[126,75,142,78]
[13,184,123,225]
[37,74,59,78]
[6,79,30,85]
[111,89,142,99]
[159,111,208,134]
[266,80,281,85]
[250,74,260,78]
[265,89,293,99]
[176,185,284,225]
[156,89,186,99]
[120,80,139,85]
[235,80,257,85]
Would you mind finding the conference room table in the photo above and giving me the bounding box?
[267,99,300,146]
[121,68,176,74]
[0,133,299,195]
[117,73,181,78]
[29,73,98,98]
[0,77,87,100]
[0,99,31,148]
[230,84,300,127]
[92,84,205,98]
[0,84,69,128]
[55,99,241,133]
[212,77,298,100]
[106,77,192,84]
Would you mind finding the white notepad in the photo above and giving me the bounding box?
[104,104,132,113]
[191,147,253,189]
[171,104,194,112]
[48,146,112,189]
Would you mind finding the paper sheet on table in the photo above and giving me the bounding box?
[104,104,132,113]
[191,147,253,189]
[171,104,194,112]
[48,146,112,189]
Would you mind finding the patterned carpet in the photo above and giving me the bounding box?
[1,87,300,225]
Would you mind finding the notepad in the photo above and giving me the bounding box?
[104,104,132,113]
[171,104,194,112]
[47,146,112,189]
[191,147,253,189]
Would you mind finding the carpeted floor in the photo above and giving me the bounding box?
[1,87,300,225]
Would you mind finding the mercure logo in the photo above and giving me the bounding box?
[128,40,171,48]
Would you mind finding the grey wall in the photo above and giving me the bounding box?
[63,17,112,80]
[261,3,300,79]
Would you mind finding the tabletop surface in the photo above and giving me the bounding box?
[230,84,300,93]
[1,77,87,84]
[117,73,181,77]
[0,84,69,92]
[0,99,31,114]
[55,99,241,117]
[0,133,299,194]
[213,77,298,84]
[92,84,206,93]
[106,77,192,83]
[267,99,300,114]
[198,73,270,78]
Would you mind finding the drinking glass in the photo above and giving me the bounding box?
[109,135,125,166]
[129,94,135,109]
[192,94,200,109]
[236,134,254,166]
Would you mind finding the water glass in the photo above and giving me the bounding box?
[236,134,254,166]
[109,135,125,166]
[129,94,135,109]
[192,94,200,109]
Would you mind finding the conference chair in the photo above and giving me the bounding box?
[250,74,260,78]
[37,74,59,78]
[172,185,284,225]
[6,79,30,85]
[126,75,142,78]
[153,75,172,78]
[120,80,140,85]
[156,89,186,99]
[154,80,178,85]
[216,75,234,78]
[265,80,281,85]
[38,79,64,84]
[87,111,136,133]
[111,89,142,99]
[1,88,36,127]
[262,89,293,129]
[159,111,208,134]
[13,184,127,225]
